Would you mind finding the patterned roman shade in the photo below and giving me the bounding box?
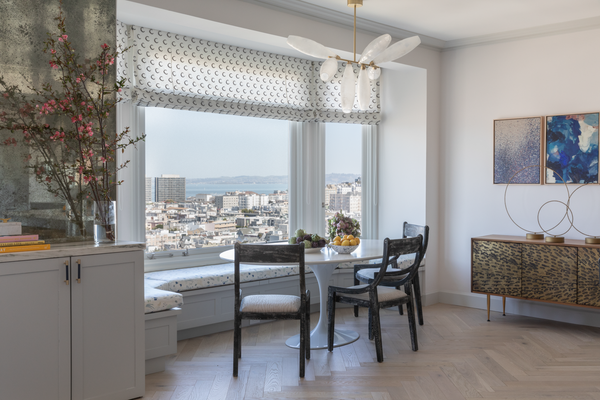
[117,22,380,124]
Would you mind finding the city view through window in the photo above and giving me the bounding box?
[145,109,362,253]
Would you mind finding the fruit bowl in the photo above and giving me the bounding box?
[329,244,359,254]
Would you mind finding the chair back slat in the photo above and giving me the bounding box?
[234,243,306,302]
[403,222,429,255]
[371,236,422,287]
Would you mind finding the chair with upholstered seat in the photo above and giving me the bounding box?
[354,222,429,325]
[233,242,310,377]
[327,236,423,362]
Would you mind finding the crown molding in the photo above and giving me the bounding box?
[239,0,445,51]
[442,15,600,51]
[241,0,600,52]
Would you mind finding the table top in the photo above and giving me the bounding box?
[219,239,384,265]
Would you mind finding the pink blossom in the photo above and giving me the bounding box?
[100,157,106,163]
[101,43,109,50]
[45,176,52,183]
[62,34,68,40]
[51,49,56,54]
[83,175,92,183]
[78,166,84,174]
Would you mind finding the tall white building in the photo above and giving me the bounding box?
[145,177,152,203]
[155,174,186,202]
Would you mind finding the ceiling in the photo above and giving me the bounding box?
[243,0,600,49]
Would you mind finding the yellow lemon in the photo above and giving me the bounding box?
[334,236,341,242]
[349,239,357,246]
[344,235,349,240]
[334,240,341,246]
[341,240,350,246]
[347,235,354,240]
[355,237,360,244]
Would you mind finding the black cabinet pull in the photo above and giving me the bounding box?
[64,260,69,285]
[77,259,81,284]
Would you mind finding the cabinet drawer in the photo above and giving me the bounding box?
[472,241,521,296]
[577,248,600,306]
[522,244,577,303]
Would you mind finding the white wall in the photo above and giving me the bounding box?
[441,29,600,324]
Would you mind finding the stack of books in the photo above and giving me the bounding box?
[0,221,51,253]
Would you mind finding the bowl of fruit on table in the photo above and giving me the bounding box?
[289,229,328,253]
[329,235,360,254]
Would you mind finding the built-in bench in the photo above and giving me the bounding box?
[143,257,424,374]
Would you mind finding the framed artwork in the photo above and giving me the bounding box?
[546,113,599,184]
[494,117,543,184]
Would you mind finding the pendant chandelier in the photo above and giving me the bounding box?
[287,0,421,113]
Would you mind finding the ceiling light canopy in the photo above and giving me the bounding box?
[287,0,421,113]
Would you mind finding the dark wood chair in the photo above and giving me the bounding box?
[233,242,310,377]
[354,222,429,325]
[327,236,423,362]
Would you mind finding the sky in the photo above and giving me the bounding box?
[145,108,362,179]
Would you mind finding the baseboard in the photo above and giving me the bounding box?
[439,291,600,328]
[422,292,439,307]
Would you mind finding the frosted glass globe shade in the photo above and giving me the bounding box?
[340,63,356,114]
[357,68,370,111]
[367,66,381,80]
[320,57,338,81]
[286,36,336,59]
[358,34,391,64]
[372,36,421,65]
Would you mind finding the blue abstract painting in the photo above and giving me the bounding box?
[546,113,599,184]
[494,117,542,184]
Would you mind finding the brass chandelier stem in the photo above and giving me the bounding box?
[353,5,356,62]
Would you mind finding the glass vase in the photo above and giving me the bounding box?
[93,201,116,244]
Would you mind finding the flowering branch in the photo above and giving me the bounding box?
[0,6,145,239]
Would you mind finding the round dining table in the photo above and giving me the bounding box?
[219,239,384,350]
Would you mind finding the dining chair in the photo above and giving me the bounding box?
[353,222,429,325]
[233,242,310,377]
[327,236,423,362]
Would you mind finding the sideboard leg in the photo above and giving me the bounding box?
[487,294,491,322]
[502,296,506,316]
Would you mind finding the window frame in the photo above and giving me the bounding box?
[117,104,377,272]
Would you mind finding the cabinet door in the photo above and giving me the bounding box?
[577,248,600,306]
[71,251,144,400]
[522,244,577,303]
[0,258,71,400]
[472,240,521,296]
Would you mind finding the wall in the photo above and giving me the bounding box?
[440,28,600,324]
[0,0,116,240]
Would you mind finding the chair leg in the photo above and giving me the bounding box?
[413,273,424,325]
[398,304,404,315]
[406,297,419,351]
[299,312,306,378]
[327,292,336,352]
[233,315,241,377]
[371,305,384,362]
[368,308,373,340]
[354,274,360,317]
[306,305,311,360]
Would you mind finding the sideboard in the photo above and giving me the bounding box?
[0,242,145,400]
[471,235,600,321]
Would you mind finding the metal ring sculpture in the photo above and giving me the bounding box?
[565,183,600,242]
[504,165,572,237]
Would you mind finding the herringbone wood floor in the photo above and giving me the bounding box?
[144,303,600,400]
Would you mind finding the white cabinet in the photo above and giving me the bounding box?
[0,248,144,400]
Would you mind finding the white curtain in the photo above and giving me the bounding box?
[117,22,381,125]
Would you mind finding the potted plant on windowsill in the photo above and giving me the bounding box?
[0,7,144,243]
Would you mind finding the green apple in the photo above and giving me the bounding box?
[295,228,305,238]
[288,236,297,244]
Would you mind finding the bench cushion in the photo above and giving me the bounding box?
[144,286,184,313]
[146,263,314,293]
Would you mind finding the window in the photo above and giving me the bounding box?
[325,123,362,236]
[144,108,289,255]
